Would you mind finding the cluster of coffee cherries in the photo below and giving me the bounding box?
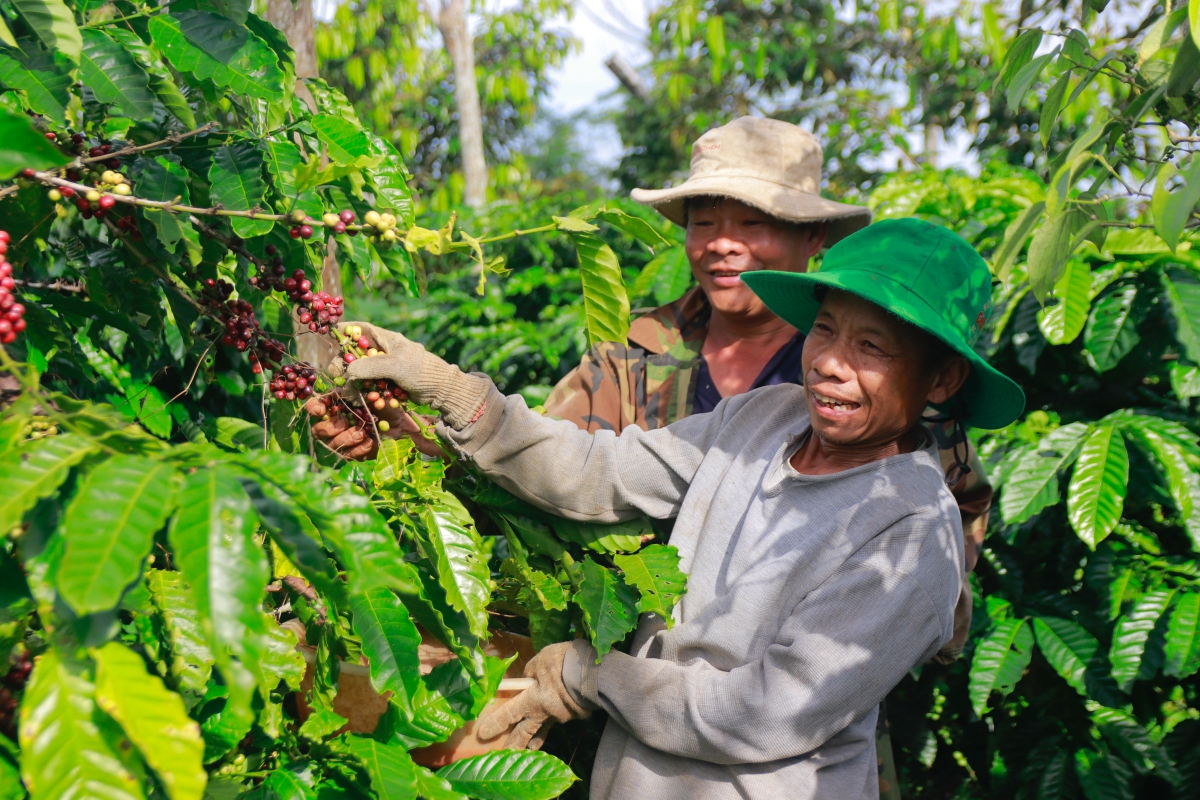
[321,210,358,235]
[42,129,89,157]
[247,244,288,291]
[0,231,25,345]
[361,210,402,246]
[269,363,317,402]
[280,271,344,335]
[287,210,317,241]
[0,652,33,741]
[199,278,287,371]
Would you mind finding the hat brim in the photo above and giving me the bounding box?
[631,175,871,246]
[740,269,1025,430]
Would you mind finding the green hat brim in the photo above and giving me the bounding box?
[741,269,1025,430]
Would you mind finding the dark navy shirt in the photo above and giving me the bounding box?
[693,331,806,414]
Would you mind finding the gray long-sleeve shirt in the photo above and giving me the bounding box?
[442,382,963,800]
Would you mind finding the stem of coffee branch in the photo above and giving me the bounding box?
[0,123,222,201]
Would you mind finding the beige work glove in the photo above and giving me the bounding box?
[475,642,591,750]
[333,321,490,430]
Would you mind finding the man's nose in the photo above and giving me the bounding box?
[810,339,854,380]
[706,227,747,257]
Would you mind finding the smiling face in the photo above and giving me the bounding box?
[685,197,826,323]
[802,289,970,450]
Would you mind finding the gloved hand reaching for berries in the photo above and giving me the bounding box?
[332,321,491,430]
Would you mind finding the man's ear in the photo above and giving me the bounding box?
[808,223,829,256]
[927,356,971,405]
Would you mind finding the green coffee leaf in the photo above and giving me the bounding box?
[1066,425,1128,548]
[58,455,175,614]
[79,29,156,121]
[237,476,346,606]
[551,518,644,554]
[1027,209,1091,301]
[997,29,1042,89]
[349,587,422,714]
[1032,616,1096,698]
[614,544,686,624]
[261,770,316,800]
[1153,155,1200,252]
[1092,707,1181,783]
[968,617,1033,718]
[577,557,638,658]
[1164,591,1200,678]
[18,647,143,800]
[1006,50,1056,112]
[0,46,72,120]
[208,143,274,239]
[0,435,96,534]
[310,114,381,168]
[149,11,285,102]
[1084,285,1139,373]
[168,467,270,719]
[435,750,577,800]
[93,642,206,800]
[567,230,631,346]
[136,156,194,254]
[999,422,1087,524]
[1120,424,1194,518]
[1161,267,1200,361]
[147,568,214,697]
[11,0,81,64]
[991,201,1044,282]
[1109,589,1173,692]
[1036,257,1091,344]
[1039,71,1071,147]
[1166,34,1200,97]
[340,736,419,799]
[1074,747,1135,800]
[107,27,196,129]
[419,491,491,641]
[0,107,70,179]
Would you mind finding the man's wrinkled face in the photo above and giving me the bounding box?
[685,198,826,321]
[802,290,967,448]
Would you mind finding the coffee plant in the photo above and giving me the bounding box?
[861,6,1200,795]
[0,2,682,799]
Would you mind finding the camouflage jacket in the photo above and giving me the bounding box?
[544,287,992,660]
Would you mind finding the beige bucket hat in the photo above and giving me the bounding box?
[630,116,871,245]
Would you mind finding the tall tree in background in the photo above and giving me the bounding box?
[427,0,488,207]
[317,0,576,204]
[610,0,1004,194]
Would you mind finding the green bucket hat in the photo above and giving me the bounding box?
[740,217,1025,430]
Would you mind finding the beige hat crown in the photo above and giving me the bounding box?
[630,116,870,245]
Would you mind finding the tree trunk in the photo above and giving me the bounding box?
[266,0,337,370]
[435,0,488,208]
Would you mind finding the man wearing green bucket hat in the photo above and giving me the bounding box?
[333,217,1025,799]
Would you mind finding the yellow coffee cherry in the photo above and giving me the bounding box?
[367,348,379,357]
[388,398,401,409]
[380,213,397,229]
[377,420,391,433]
[382,228,398,241]
[364,210,382,227]
[85,190,101,203]
[113,183,131,196]
[322,212,340,227]
[373,398,386,411]
[48,189,62,202]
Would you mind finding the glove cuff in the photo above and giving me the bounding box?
[415,357,491,429]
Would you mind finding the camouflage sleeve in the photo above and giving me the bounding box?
[542,342,640,433]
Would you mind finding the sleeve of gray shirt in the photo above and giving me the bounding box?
[562,511,955,765]
[440,384,739,522]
